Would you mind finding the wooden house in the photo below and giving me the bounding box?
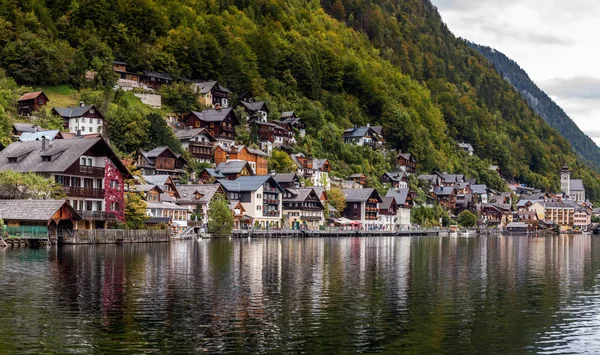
[136,146,187,178]
[140,71,173,89]
[282,188,325,230]
[349,173,366,186]
[279,111,306,137]
[213,145,268,176]
[396,151,416,173]
[192,81,231,108]
[342,188,383,229]
[239,101,269,123]
[182,108,240,147]
[199,161,254,182]
[17,91,49,116]
[429,186,457,211]
[174,128,216,163]
[381,171,408,188]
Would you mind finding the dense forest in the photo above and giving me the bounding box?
[468,42,600,173]
[0,0,598,202]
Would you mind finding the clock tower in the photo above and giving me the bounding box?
[560,164,571,196]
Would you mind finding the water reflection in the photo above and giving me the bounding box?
[0,236,599,354]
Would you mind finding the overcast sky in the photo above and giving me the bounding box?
[432,0,600,147]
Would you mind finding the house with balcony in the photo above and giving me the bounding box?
[112,61,142,90]
[349,173,366,186]
[17,91,49,116]
[0,137,131,229]
[141,175,180,198]
[471,184,489,204]
[136,146,187,179]
[182,108,240,148]
[543,201,576,231]
[174,127,216,163]
[574,207,592,231]
[429,186,457,211]
[199,161,254,182]
[381,171,408,189]
[279,111,306,137]
[273,173,301,190]
[213,145,268,176]
[192,81,231,108]
[386,188,412,231]
[254,121,295,155]
[218,175,285,229]
[239,100,269,123]
[52,103,105,135]
[140,187,189,233]
[479,203,513,229]
[379,197,398,231]
[140,71,173,90]
[282,188,325,230]
[175,184,225,227]
[396,151,416,173]
[290,153,331,188]
[342,188,383,229]
[343,124,384,148]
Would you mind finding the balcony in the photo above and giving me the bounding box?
[263,198,280,205]
[79,166,105,176]
[263,210,280,217]
[80,211,117,221]
[63,186,105,199]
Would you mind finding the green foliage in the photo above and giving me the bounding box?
[0,170,65,199]
[146,112,182,153]
[457,210,477,228]
[208,193,234,237]
[327,188,346,218]
[124,192,148,229]
[160,82,200,114]
[268,150,296,173]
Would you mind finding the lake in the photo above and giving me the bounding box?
[1,235,599,354]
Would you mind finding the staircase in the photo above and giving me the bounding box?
[174,226,195,240]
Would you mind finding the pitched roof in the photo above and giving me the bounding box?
[396,151,414,162]
[432,186,455,196]
[142,175,172,186]
[0,138,130,177]
[284,188,323,206]
[133,184,164,193]
[52,105,98,118]
[281,111,295,118]
[273,173,299,184]
[218,176,284,193]
[240,101,268,113]
[13,123,42,133]
[380,196,396,210]
[146,201,188,211]
[173,128,216,141]
[386,188,410,205]
[349,173,364,179]
[571,179,585,191]
[193,81,231,94]
[313,159,329,171]
[470,184,488,195]
[458,142,474,151]
[18,91,47,102]
[188,108,239,124]
[343,126,382,139]
[143,71,172,80]
[216,160,253,174]
[342,188,381,203]
[19,130,60,142]
[176,184,222,204]
[0,199,80,221]
[202,169,226,179]
[383,171,406,182]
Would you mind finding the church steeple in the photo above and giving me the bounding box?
[560,164,571,196]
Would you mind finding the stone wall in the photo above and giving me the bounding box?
[133,93,162,108]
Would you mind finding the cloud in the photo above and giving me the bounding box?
[541,77,600,100]
[478,22,572,45]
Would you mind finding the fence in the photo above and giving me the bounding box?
[1,225,49,239]
[65,229,170,244]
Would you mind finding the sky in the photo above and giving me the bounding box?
[432,0,600,147]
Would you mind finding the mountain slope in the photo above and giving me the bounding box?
[468,42,600,172]
[0,0,598,201]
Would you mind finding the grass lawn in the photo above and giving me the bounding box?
[39,85,79,107]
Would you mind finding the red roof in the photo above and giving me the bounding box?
[17,91,47,102]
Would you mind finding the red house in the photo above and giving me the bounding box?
[17,91,50,116]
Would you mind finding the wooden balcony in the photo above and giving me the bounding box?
[80,211,117,221]
[63,186,105,199]
[79,166,105,176]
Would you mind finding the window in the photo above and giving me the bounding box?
[87,158,92,166]
[73,200,78,210]
[257,194,262,199]
[8,157,16,163]
[96,201,102,211]
[86,201,93,211]
[97,119,101,124]
[42,156,51,162]
[89,117,92,124]
[88,127,92,132]
[257,205,262,210]
[355,203,359,208]
[90,108,95,113]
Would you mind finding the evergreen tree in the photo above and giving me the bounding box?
[208,194,234,237]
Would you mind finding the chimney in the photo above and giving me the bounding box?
[270,170,276,176]
[42,137,48,150]
[366,123,370,128]
[79,101,85,107]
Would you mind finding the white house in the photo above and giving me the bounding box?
[386,188,412,231]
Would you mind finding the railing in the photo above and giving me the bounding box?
[189,141,213,148]
[79,166,105,176]
[63,186,104,199]
[263,186,277,192]
[263,211,280,217]
[1,225,48,239]
[80,211,117,221]
[263,199,280,205]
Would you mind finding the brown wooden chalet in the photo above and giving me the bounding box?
[349,173,366,186]
[342,188,383,224]
[199,161,254,182]
[273,173,301,190]
[396,151,416,173]
[182,108,240,145]
[255,121,294,145]
[381,171,408,188]
[140,71,173,89]
[239,101,269,122]
[136,146,187,178]
[174,128,216,162]
[112,61,141,83]
[213,145,268,176]
[17,91,49,116]
[282,187,325,230]
[279,111,306,136]
[429,186,457,211]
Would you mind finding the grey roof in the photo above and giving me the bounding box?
[173,128,216,141]
[19,130,60,141]
[520,192,547,201]
[439,173,465,183]
[284,188,323,206]
[216,160,253,174]
[432,186,455,196]
[571,179,585,191]
[143,71,172,80]
[327,203,337,212]
[543,201,576,209]
[177,184,221,204]
[380,196,395,210]
[240,101,268,112]
[193,81,231,94]
[142,175,171,186]
[313,159,329,171]
[273,173,299,183]
[219,176,284,193]
[313,186,325,198]
[160,193,176,203]
[229,145,267,157]
[386,188,410,205]
[506,222,529,228]
[52,105,96,118]
[0,199,80,221]
[396,152,414,161]
[144,146,178,159]
[281,111,295,118]
[13,123,42,133]
[470,184,487,195]
[342,188,381,203]
[0,138,129,176]
[343,126,381,139]
[188,108,239,124]
[202,169,226,179]
[349,173,364,179]
[133,184,164,193]
[146,201,188,211]
[458,142,474,151]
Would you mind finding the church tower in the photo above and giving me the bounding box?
[560,164,571,196]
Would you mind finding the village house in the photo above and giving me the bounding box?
[140,71,173,90]
[12,123,43,137]
[279,111,306,137]
[436,172,466,187]
[418,174,443,188]
[273,173,301,190]
[290,153,331,188]
[174,127,216,163]
[230,200,247,229]
[138,185,189,233]
[112,61,142,90]
[396,151,416,173]
[330,177,362,189]
[458,142,474,155]
[254,121,295,155]
[52,102,105,135]
[543,201,575,231]
[513,211,539,224]
[18,130,61,142]
[379,197,398,231]
[182,108,240,148]
[479,203,512,229]
[560,165,586,203]
[0,137,131,229]
[219,175,285,229]
[342,188,383,230]
[470,184,489,204]
[239,100,269,123]
[141,175,180,198]
[17,91,49,116]
[429,186,457,211]
[349,173,366,186]
[213,145,268,176]
[343,124,384,148]
[382,171,408,189]
[0,199,81,242]
[175,184,225,227]
[193,81,231,108]
[199,161,254,182]
[386,188,412,230]
[282,188,325,230]
[136,146,187,179]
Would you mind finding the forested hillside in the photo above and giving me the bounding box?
[468,42,600,172]
[0,0,598,201]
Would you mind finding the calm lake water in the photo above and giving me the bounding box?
[1,236,600,354]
